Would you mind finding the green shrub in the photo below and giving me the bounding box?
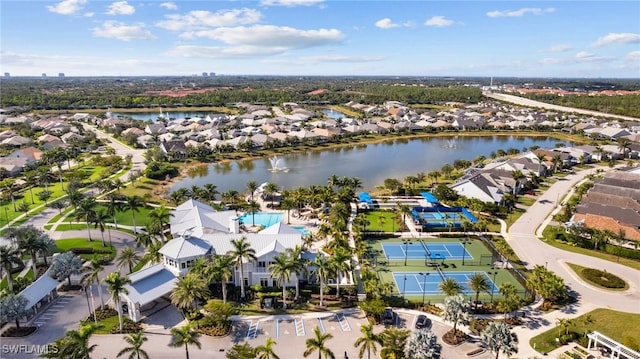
[581,268,626,288]
[109,318,142,334]
[144,161,178,180]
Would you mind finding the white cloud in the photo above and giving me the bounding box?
[300,54,385,63]
[160,2,177,10]
[46,0,86,15]
[156,8,262,32]
[486,7,555,18]
[575,51,594,59]
[166,45,286,58]
[261,0,323,6]
[592,33,640,47]
[92,21,156,41]
[375,18,400,29]
[424,16,454,27]
[548,44,571,52]
[106,1,135,15]
[625,51,640,60]
[189,25,344,49]
[539,58,563,65]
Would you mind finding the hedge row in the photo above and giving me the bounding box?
[581,268,626,288]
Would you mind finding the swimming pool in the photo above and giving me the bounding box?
[238,212,284,227]
[292,226,311,236]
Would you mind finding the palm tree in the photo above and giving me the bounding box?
[287,245,307,301]
[0,245,22,292]
[511,170,525,195]
[92,208,111,247]
[105,272,131,333]
[170,274,209,313]
[117,331,149,359]
[255,337,280,359]
[480,321,518,359]
[143,241,163,265]
[439,277,463,296]
[125,195,144,234]
[535,153,547,175]
[269,252,293,309]
[246,180,259,202]
[54,323,99,359]
[304,326,335,359]
[170,324,201,359]
[245,200,261,227]
[213,254,234,303]
[202,183,219,202]
[15,225,49,278]
[264,182,279,208]
[354,323,382,359]
[331,246,352,299]
[76,197,97,241]
[23,170,37,204]
[314,254,332,307]
[617,138,630,158]
[149,205,171,241]
[227,237,256,300]
[117,247,141,274]
[468,273,491,310]
[81,259,105,309]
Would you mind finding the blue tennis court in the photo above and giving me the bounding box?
[393,272,498,295]
[381,242,472,261]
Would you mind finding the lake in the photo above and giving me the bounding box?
[111,111,209,122]
[170,135,568,193]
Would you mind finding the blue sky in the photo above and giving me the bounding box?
[1,0,639,77]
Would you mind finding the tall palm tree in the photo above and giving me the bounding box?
[439,277,463,296]
[314,254,332,307]
[245,200,261,227]
[255,337,280,359]
[117,247,141,274]
[536,153,547,175]
[202,183,219,202]
[105,272,131,333]
[92,208,111,247]
[0,245,22,292]
[304,326,335,359]
[330,246,352,299]
[149,205,171,241]
[287,245,307,301]
[246,180,259,202]
[213,254,235,303]
[170,274,209,313]
[617,138,630,158]
[117,331,149,359]
[269,252,293,309]
[354,323,382,359]
[170,324,201,359]
[81,259,105,309]
[76,197,97,241]
[264,182,279,208]
[468,273,491,310]
[227,236,256,300]
[125,195,144,234]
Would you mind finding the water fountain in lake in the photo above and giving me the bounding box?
[268,156,289,173]
[442,138,458,149]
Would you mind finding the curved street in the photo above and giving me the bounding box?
[507,166,640,357]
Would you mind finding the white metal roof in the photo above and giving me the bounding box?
[123,264,178,306]
[19,270,60,310]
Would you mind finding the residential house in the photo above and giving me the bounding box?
[145,123,167,135]
[160,140,187,160]
[1,135,32,147]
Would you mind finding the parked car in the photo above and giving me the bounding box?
[415,314,431,329]
[383,307,395,325]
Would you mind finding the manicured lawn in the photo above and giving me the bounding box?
[517,196,536,207]
[363,210,402,233]
[567,263,629,291]
[54,238,116,261]
[0,269,33,290]
[542,227,640,271]
[93,315,120,334]
[529,309,640,354]
[118,178,169,205]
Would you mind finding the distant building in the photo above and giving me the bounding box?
[209,72,216,77]
[58,73,65,77]
[42,73,47,78]
[202,72,208,77]
[3,73,9,77]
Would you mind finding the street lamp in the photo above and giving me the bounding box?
[403,239,413,266]
[489,269,499,304]
[402,274,407,301]
[459,238,471,266]
[419,272,430,307]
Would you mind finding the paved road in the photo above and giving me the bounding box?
[485,92,640,121]
[82,123,147,182]
[506,166,640,358]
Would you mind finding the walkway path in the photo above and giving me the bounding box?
[505,166,640,358]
